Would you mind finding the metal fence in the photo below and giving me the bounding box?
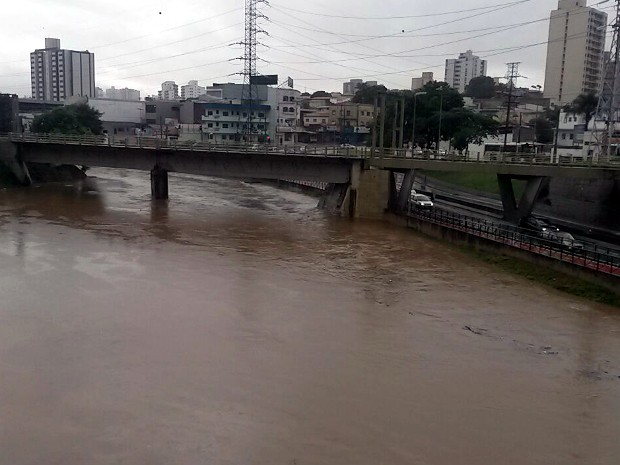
[408,207,620,278]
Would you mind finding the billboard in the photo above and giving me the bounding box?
[250,75,278,86]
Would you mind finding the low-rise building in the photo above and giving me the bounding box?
[411,72,434,91]
[201,102,270,143]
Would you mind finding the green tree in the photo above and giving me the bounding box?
[351,83,389,104]
[569,92,598,130]
[464,76,496,99]
[311,90,331,98]
[534,117,555,144]
[441,108,500,152]
[32,103,103,135]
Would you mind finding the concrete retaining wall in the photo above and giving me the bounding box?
[403,215,620,297]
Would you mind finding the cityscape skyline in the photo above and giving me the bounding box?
[2,0,615,98]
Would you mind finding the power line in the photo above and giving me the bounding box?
[269,0,531,20]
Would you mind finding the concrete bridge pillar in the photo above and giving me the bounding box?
[0,141,31,186]
[151,166,169,200]
[498,174,548,223]
[396,169,415,212]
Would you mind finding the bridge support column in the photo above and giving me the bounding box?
[498,174,548,223]
[396,169,415,212]
[151,166,168,200]
[0,141,31,186]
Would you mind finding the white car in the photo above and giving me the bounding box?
[411,193,434,209]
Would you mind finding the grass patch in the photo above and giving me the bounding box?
[469,248,620,307]
[424,171,526,198]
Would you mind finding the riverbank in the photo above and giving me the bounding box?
[387,213,620,308]
[0,161,86,188]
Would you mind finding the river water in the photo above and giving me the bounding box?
[0,168,619,465]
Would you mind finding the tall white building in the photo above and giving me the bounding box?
[543,0,607,106]
[158,81,179,100]
[444,50,487,94]
[180,80,206,99]
[106,86,140,101]
[30,38,96,101]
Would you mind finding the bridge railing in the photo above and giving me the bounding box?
[2,132,620,167]
[408,207,620,278]
[372,147,620,168]
[0,133,367,158]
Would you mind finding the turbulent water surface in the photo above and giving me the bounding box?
[0,168,619,465]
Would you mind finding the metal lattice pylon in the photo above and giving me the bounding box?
[240,0,267,142]
[593,0,620,159]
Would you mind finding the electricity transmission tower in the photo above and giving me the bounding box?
[503,62,522,152]
[595,0,620,159]
[240,0,267,143]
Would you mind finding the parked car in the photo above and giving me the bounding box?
[541,230,584,249]
[410,193,434,209]
[519,216,560,234]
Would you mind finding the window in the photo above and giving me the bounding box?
[258,112,265,118]
[289,108,294,113]
[346,110,351,116]
[283,96,289,101]
[223,111,229,116]
[207,123,213,128]
[216,110,220,115]
[282,107,288,113]
[207,110,213,116]
[290,97,295,101]
[223,123,229,128]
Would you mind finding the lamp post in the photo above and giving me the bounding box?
[438,89,444,153]
[411,91,427,154]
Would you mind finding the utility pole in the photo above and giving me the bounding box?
[398,97,406,149]
[503,62,522,153]
[392,100,399,149]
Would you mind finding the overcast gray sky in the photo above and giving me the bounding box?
[0,0,614,97]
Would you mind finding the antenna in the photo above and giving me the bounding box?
[503,62,522,152]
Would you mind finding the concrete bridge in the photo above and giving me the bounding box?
[1,133,619,221]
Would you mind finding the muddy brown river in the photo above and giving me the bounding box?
[0,169,619,465]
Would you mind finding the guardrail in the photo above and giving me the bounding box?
[409,207,620,278]
[0,133,364,158]
[2,133,620,168]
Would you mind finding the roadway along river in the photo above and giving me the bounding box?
[0,168,619,465]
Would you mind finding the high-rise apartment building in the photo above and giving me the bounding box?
[181,80,206,99]
[30,38,95,101]
[543,0,607,106]
[445,50,487,94]
[158,81,179,100]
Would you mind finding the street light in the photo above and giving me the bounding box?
[438,89,444,153]
[411,91,427,154]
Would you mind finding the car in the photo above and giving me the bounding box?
[519,216,560,234]
[410,193,434,209]
[541,230,585,249]
[340,144,356,149]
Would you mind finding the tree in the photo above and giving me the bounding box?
[351,83,388,104]
[465,76,496,99]
[310,90,330,98]
[570,92,598,130]
[534,117,555,144]
[441,108,499,152]
[32,103,103,135]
